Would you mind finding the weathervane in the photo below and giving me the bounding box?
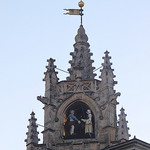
[64,0,85,25]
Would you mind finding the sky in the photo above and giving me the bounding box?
[0,0,150,149]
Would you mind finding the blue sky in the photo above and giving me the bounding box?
[0,0,150,149]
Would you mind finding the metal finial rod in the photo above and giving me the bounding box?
[80,8,83,25]
[78,0,84,25]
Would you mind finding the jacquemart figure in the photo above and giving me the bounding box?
[69,110,80,135]
[81,109,93,134]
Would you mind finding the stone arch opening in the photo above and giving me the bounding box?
[63,101,95,139]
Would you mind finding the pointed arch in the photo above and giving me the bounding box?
[55,93,103,139]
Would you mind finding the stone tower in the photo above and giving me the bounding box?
[25,24,123,150]
[25,2,150,150]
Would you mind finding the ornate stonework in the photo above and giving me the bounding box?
[25,25,150,150]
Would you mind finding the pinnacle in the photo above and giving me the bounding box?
[67,25,96,81]
[31,111,35,116]
[46,58,57,72]
[75,25,88,43]
[43,57,59,82]
[120,107,125,112]
[100,51,117,85]
[102,50,111,61]
[104,50,109,55]
[117,107,130,141]
[42,58,58,105]
[25,112,40,145]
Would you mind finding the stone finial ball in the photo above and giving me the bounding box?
[78,1,84,8]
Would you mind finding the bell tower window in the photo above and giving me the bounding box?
[63,101,95,139]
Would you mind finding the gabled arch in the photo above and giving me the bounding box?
[56,93,103,139]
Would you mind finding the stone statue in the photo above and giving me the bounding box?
[81,109,93,134]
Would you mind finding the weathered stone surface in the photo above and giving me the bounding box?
[25,112,40,150]
[117,108,130,141]
[67,25,96,81]
[25,25,150,150]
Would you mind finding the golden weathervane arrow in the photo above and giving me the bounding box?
[64,0,85,25]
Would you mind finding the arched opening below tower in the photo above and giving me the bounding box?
[63,101,95,139]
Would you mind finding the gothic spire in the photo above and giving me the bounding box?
[67,25,96,81]
[25,112,40,146]
[117,108,130,141]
